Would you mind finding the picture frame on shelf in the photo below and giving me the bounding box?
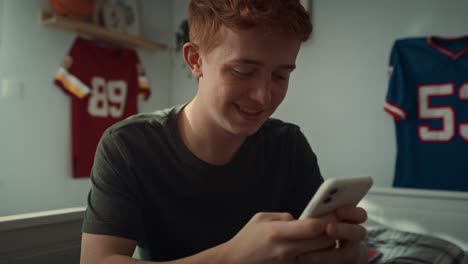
[93,0,127,34]
[110,0,142,37]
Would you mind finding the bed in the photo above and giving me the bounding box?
[360,187,468,264]
[365,224,468,263]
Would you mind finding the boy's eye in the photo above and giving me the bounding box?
[273,73,288,80]
[231,68,254,77]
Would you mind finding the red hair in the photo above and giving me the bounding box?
[188,0,312,53]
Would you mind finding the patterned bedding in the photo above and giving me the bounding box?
[365,226,468,264]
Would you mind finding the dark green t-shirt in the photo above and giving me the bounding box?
[82,104,323,261]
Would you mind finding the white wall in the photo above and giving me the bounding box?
[0,0,173,216]
[171,0,199,104]
[1,0,467,217]
[170,0,468,187]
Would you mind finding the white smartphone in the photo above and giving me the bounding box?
[299,176,373,219]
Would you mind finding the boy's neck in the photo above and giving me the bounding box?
[177,100,246,166]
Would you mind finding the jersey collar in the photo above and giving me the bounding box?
[427,35,468,60]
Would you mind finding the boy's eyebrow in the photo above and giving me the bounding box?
[228,58,296,70]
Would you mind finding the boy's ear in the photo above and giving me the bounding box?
[183,42,203,78]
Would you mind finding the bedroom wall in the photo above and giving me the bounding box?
[0,0,173,216]
[170,0,468,187]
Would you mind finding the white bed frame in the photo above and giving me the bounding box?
[360,187,468,252]
[0,207,85,264]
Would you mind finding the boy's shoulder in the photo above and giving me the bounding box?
[106,105,183,135]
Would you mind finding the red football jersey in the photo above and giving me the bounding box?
[54,37,150,178]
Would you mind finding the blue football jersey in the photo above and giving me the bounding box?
[385,36,468,191]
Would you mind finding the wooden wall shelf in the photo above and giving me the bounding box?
[40,11,168,52]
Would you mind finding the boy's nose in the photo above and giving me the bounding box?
[249,79,272,106]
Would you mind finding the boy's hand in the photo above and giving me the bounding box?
[326,205,368,242]
[222,206,368,264]
[297,206,368,264]
[298,240,368,264]
[222,212,337,264]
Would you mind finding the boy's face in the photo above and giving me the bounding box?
[196,26,302,136]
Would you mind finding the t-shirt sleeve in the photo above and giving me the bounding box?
[82,128,141,241]
[54,39,91,99]
[384,40,409,121]
[287,127,324,219]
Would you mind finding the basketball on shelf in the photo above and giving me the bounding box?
[48,0,96,21]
